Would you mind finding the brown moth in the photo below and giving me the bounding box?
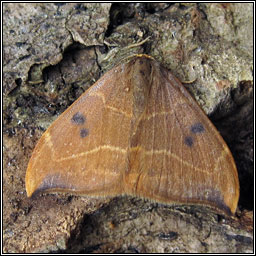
[26,55,239,215]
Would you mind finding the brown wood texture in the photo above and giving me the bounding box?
[25,55,239,215]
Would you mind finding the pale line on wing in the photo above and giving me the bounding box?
[53,142,212,175]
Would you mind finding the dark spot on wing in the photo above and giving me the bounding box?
[190,122,205,134]
[71,112,85,125]
[184,136,194,147]
[80,128,89,138]
[140,70,145,76]
[139,59,144,64]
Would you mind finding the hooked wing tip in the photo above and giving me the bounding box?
[26,170,77,198]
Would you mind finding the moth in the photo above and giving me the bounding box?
[26,55,239,216]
